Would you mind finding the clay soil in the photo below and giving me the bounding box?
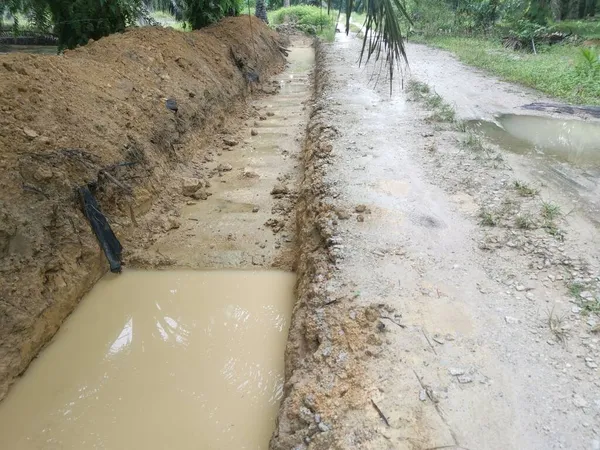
[0,17,287,401]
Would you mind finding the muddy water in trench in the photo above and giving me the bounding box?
[0,270,295,449]
[467,114,600,165]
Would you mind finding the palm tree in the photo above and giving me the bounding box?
[349,0,411,91]
[255,0,268,23]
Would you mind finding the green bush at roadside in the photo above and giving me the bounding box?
[269,5,334,36]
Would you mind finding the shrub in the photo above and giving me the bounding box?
[270,5,333,29]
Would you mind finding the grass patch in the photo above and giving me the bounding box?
[270,5,334,28]
[513,180,538,197]
[541,201,562,220]
[547,306,568,344]
[455,120,468,132]
[407,79,456,123]
[349,23,362,33]
[568,281,585,297]
[550,19,600,40]
[416,36,600,105]
[269,5,336,39]
[462,132,486,151]
[406,79,431,96]
[478,208,498,226]
[515,213,536,229]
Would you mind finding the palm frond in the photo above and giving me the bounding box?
[337,0,412,94]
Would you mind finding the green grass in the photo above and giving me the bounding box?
[541,201,562,220]
[270,5,334,28]
[406,79,456,123]
[515,213,536,229]
[462,132,486,151]
[416,35,600,105]
[550,19,600,40]
[569,281,585,297]
[269,5,335,39]
[478,208,498,226]
[513,180,539,197]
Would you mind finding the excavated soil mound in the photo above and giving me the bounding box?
[0,17,285,400]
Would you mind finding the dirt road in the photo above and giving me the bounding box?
[273,32,600,449]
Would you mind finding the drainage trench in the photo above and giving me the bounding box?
[0,40,315,449]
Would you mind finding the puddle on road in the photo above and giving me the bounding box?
[467,114,600,165]
[0,270,295,450]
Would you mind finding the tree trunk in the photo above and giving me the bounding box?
[284,0,291,7]
[584,0,596,16]
[255,0,268,23]
[578,0,587,17]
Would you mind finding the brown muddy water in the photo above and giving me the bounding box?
[467,114,600,165]
[0,270,295,449]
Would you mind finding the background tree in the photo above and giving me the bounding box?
[46,0,143,50]
[255,0,268,22]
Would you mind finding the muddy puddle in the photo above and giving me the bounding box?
[0,270,295,449]
[467,114,600,165]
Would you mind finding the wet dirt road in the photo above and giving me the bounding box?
[279,32,600,449]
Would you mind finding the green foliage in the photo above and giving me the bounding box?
[509,18,548,45]
[406,79,456,122]
[270,5,333,28]
[541,201,561,220]
[47,0,143,50]
[523,0,550,25]
[479,208,498,226]
[575,46,600,78]
[1,0,52,34]
[183,0,242,29]
[513,180,539,196]
[550,19,600,40]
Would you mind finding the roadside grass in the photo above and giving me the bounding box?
[270,5,334,28]
[414,36,600,105]
[541,201,562,221]
[462,132,486,152]
[478,208,498,226]
[349,23,362,33]
[547,306,568,343]
[513,180,538,197]
[515,213,536,229]
[406,79,456,123]
[550,19,600,40]
[568,281,585,297]
[269,5,336,39]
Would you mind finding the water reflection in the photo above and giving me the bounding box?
[0,270,295,450]
[466,114,600,165]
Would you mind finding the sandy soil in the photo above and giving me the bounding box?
[273,32,600,449]
[0,17,286,401]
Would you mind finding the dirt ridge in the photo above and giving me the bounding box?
[271,39,383,450]
[0,17,285,401]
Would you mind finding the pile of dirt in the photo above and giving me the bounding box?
[0,17,286,401]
